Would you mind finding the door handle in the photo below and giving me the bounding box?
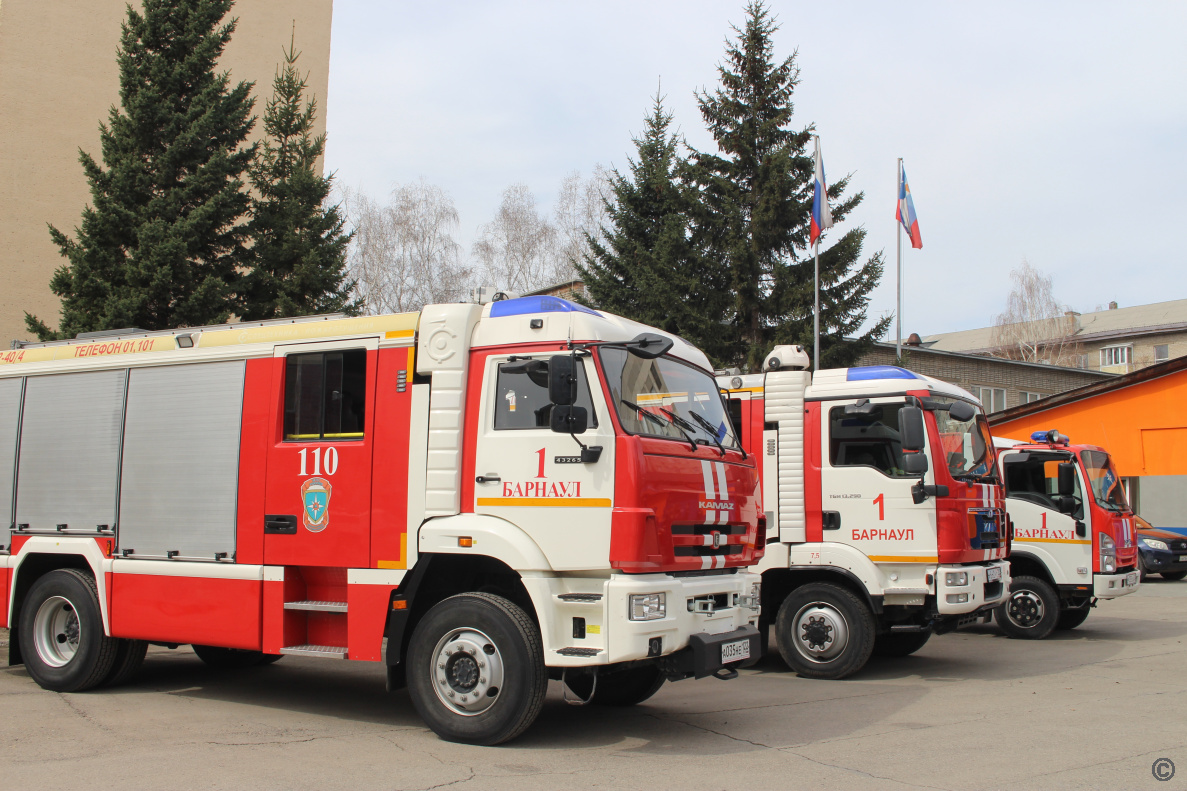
[822,511,841,530]
[475,475,501,484]
[265,514,298,534]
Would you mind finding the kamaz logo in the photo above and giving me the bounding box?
[699,500,734,510]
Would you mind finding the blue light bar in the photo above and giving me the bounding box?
[846,365,921,381]
[488,296,601,318]
[1030,431,1048,442]
[1030,430,1070,444]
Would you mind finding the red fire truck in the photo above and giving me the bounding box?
[718,346,1009,679]
[0,296,763,744]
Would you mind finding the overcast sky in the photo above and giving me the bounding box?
[323,1,1187,337]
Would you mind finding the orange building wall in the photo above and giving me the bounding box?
[992,369,1187,478]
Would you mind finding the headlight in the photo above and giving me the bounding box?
[1099,533,1116,552]
[945,571,969,587]
[629,593,666,621]
[1142,538,1170,551]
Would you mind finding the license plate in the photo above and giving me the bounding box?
[986,566,1002,583]
[721,638,751,664]
[1125,572,1139,587]
[1180,555,1187,562]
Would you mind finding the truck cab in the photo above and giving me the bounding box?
[994,431,1140,638]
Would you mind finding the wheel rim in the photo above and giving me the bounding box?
[1006,589,1046,629]
[33,596,81,668]
[430,627,505,716]
[792,601,850,663]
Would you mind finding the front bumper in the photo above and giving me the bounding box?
[1140,547,1187,575]
[1095,569,1140,598]
[935,560,1010,615]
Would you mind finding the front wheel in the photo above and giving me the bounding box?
[872,630,931,658]
[19,569,119,692]
[994,575,1059,639]
[406,592,547,745]
[1161,571,1187,582]
[775,583,875,679]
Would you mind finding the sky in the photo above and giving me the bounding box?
[322,1,1187,338]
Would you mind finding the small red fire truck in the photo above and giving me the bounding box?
[0,296,763,744]
[719,347,1009,679]
[992,431,1140,638]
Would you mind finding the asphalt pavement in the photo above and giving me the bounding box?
[3,579,1186,791]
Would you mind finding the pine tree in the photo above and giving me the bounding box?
[577,94,733,363]
[27,0,257,340]
[240,35,358,321]
[686,1,889,370]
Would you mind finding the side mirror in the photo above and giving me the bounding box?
[548,354,578,405]
[1057,496,1076,515]
[949,401,977,422]
[551,405,588,435]
[627,332,674,359]
[1057,462,1076,497]
[902,452,929,475]
[900,406,926,451]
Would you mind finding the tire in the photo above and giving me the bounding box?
[775,582,875,680]
[406,592,547,745]
[19,568,119,692]
[192,645,271,669]
[1055,606,1091,631]
[1138,555,1149,582]
[872,630,931,658]
[994,575,1060,639]
[102,639,149,687]
[1161,571,1187,582]
[564,664,666,706]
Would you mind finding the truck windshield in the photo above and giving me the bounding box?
[1080,450,1129,510]
[599,347,739,450]
[932,402,995,480]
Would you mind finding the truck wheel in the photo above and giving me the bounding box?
[872,630,931,658]
[775,583,875,679]
[1161,571,1187,581]
[103,639,149,687]
[994,575,1059,639]
[19,569,118,692]
[564,665,666,706]
[192,645,271,669]
[406,592,547,745]
[1055,606,1091,630]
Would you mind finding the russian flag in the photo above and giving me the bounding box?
[897,169,922,249]
[810,136,833,246]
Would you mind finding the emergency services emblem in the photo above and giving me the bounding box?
[301,477,332,533]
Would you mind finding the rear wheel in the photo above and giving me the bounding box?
[775,583,875,679]
[564,665,666,706]
[872,630,931,658]
[995,575,1059,639]
[406,592,547,745]
[192,645,273,669]
[1055,606,1091,631]
[103,639,149,687]
[19,569,118,692]
[1161,571,1187,582]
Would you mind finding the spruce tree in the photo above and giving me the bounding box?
[577,94,733,363]
[239,37,358,321]
[27,0,257,340]
[686,1,889,370]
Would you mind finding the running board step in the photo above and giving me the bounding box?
[279,644,348,658]
[556,593,603,602]
[556,647,603,657]
[284,600,347,613]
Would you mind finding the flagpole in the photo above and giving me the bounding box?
[814,238,820,372]
[896,157,903,362]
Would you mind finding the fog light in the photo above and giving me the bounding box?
[946,593,969,604]
[629,593,666,621]
[945,571,969,586]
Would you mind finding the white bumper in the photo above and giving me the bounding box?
[935,561,1010,615]
[1094,570,1140,599]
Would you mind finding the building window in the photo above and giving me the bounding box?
[973,386,1006,413]
[284,350,367,441]
[1154,344,1169,363]
[1099,345,1131,367]
[1019,391,1044,404]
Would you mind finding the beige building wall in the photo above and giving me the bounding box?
[0,0,333,344]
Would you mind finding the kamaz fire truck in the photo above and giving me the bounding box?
[718,347,1009,679]
[0,295,763,744]
[992,431,1140,639]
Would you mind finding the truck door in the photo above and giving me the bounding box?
[470,351,615,571]
[1001,451,1091,580]
[819,398,937,561]
[263,339,378,568]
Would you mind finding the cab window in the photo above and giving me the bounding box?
[829,403,912,477]
[284,350,367,440]
[1003,453,1085,518]
[494,357,597,430]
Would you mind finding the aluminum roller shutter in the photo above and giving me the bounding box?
[0,378,24,549]
[118,360,245,559]
[17,369,126,532]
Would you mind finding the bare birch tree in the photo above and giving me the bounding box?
[990,259,1082,366]
[553,166,613,284]
[472,184,558,294]
[343,180,471,314]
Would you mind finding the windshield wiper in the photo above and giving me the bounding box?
[685,410,729,458]
[620,400,697,452]
[656,407,704,453]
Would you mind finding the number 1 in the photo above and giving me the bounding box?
[873,493,885,521]
[535,448,546,479]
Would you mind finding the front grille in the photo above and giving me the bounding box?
[1172,540,1187,552]
[970,508,1005,550]
[675,545,742,557]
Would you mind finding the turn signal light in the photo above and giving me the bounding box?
[458,537,473,547]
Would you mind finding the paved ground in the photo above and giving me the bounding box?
[3,580,1186,791]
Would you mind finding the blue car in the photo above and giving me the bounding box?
[1137,515,1187,581]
